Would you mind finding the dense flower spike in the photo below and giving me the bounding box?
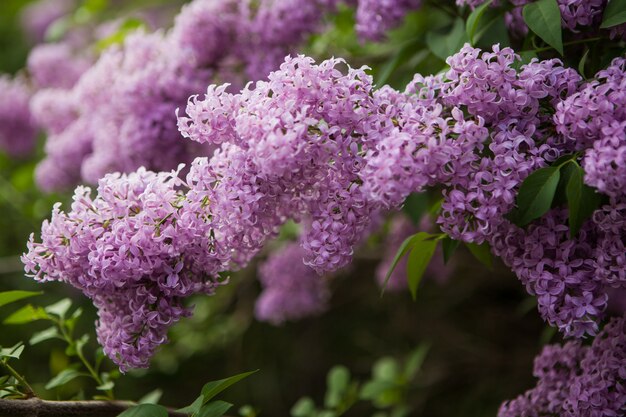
[0,76,37,157]
[180,55,387,274]
[355,0,422,41]
[498,314,626,417]
[27,43,91,89]
[255,243,330,325]
[23,167,228,371]
[20,0,73,43]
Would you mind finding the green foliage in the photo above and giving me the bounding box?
[465,243,493,270]
[523,0,563,55]
[407,237,438,300]
[0,291,42,309]
[601,0,626,28]
[466,0,493,44]
[441,238,460,265]
[95,18,147,51]
[177,370,258,417]
[118,404,169,417]
[565,164,601,237]
[508,167,561,226]
[291,346,429,417]
[426,17,469,61]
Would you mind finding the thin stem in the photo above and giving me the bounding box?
[522,37,602,54]
[0,360,36,398]
[55,319,115,400]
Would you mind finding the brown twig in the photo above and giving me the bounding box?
[0,398,188,417]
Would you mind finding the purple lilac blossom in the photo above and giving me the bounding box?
[355,0,422,41]
[20,0,73,43]
[179,55,387,274]
[27,42,91,89]
[34,0,340,192]
[0,76,37,157]
[255,242,330,325]
[498,314,626,417]
[23,167,228,371]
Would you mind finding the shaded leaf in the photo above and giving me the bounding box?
[381,232,432,294]
[601,0,626,28]
[138,389,163,404]
[177,396,204,414]
[29,327,61,346]
[566,165,601,237]
[45,368,85,390]
[441,237,459,264]
[0,291,42,309]
[523,0,563,55]
[404,344,430,379]
[196,401,234,417]
[325,366,350,408]
[407,239,438,300]
[465,242,493,270]
[578,48,590,78]
[511,167,561,226]
[402,193,429,226]
[466,0,494,44]
[117,404,168,417]
[426,18,469,61]
[291,397,316,417]
[201,370,258,404]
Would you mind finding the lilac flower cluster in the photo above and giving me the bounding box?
[23,167,229,371]
[255,243,330,325]
[355,0,422,41]
[179,55,386,274]
[0,76,37,157]
[27,42,91,89]
[20,0,73,43]
[376,214,453,291]
[498,314,626,417]
[359,44,626,338]
[458,0,626,40]
[33,0,341,192]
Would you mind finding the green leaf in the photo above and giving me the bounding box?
[45,368,85,390]
[0,343,24,360]
[466,0,493,44]
[325,366,350,408]
[512,167,561,226]
[66,334,89,357]
[523,0,563,55]
[200,370,258,404]
[601,0,626,28]
[45,298,72,319]
[426,17,469,61]
[138,389,163,404]
[291,397,316,417]
[376,38,423,86]
[96,18,146,51]
[465,242,493,270]
[29,327,61,345]
[404,344,430,379]
[117,404,168,417]
[441,237,459,264]
[373,357,399,381]
[381,232,432,294]
[359,380,395,400]
[96,381,115,391]
[0,291,42,309]
[578,48,590,78]
[402,193,429,226]
[407,239,438,300]
[566,165,601,237]
[177,396,204,414]
[3,305,49,324]
[552,160,578,207]
[196,401,234,417]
